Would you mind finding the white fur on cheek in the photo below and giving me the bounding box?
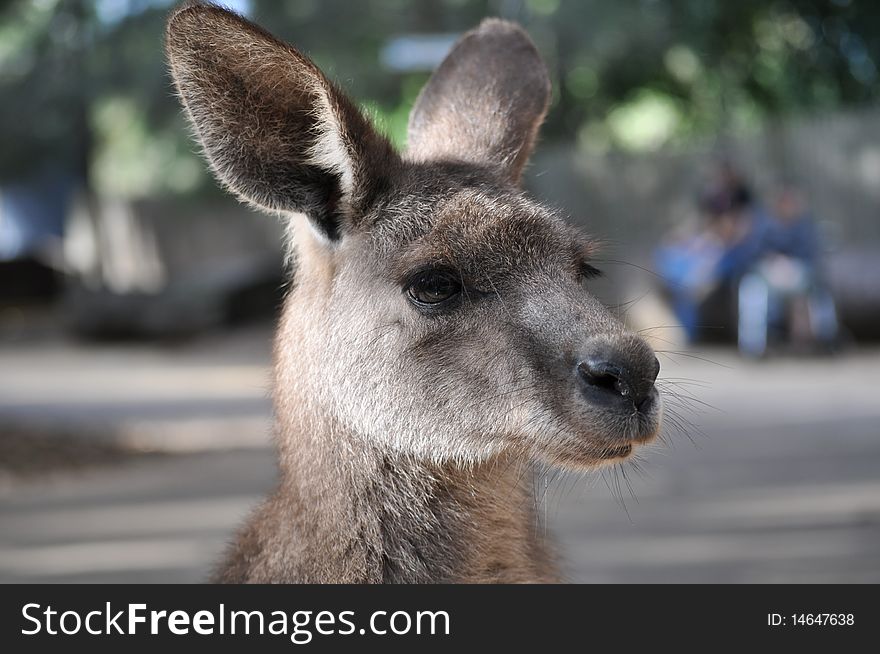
[277,253,530,465]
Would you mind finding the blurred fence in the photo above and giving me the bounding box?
[61,197,284,336]
[529,104,880,251]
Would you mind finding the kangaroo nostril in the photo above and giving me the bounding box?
[577,352,657,411]
[577,360,630,396]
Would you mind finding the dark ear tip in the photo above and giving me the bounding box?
[167,1,207,39]
[168,0,208,23]
[475,17,528,37]
[469,17,548,77]
[472,17,550,93]
[166,1,256,57]
[167,1,239,34]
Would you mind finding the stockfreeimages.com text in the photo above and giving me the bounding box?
[21,602,450,644]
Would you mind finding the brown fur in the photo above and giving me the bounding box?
[166,2,662,584]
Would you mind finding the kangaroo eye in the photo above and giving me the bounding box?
[406,270,462,307]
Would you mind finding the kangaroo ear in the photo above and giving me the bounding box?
[406,19,550,185]
[166,3,397,240]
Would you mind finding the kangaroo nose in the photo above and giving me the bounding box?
[577,350,660,411]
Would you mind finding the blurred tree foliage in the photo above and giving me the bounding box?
[0,0,878,198]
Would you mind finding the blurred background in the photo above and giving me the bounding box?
[2,0,880,583]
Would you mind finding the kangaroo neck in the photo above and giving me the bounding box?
[272,401,552,583]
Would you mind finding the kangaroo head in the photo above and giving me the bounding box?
[167,4,662,468]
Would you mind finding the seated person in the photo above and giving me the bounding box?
[737,182,838,356]
[655,174,758,343]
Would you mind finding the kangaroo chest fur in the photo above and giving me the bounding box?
[215,436,557,583]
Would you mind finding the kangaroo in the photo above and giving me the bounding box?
[166,2,662,583]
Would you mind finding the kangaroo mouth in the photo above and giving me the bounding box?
[591,411,661,461]
[545,392,662,469]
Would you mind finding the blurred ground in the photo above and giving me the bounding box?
[1,327,879,583]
